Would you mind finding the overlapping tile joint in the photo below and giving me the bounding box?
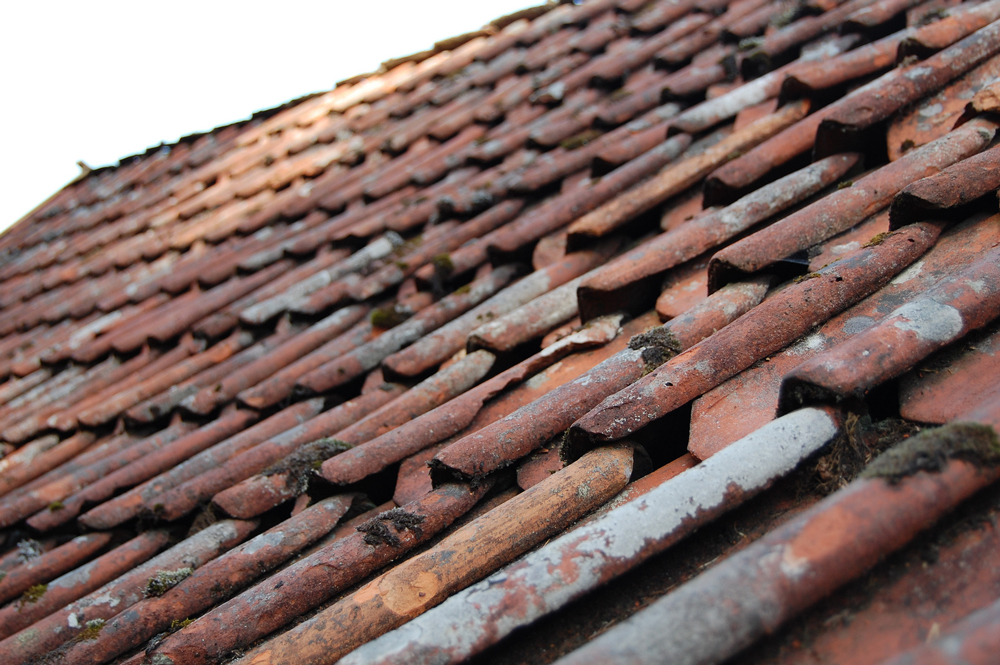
[1,0,1000,662]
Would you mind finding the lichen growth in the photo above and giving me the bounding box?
[17,538,43,562]
[77,618,106,641]
[21,583,47,604]
[863,422,1000,484]
[144,568,193,597]
[357,508,426,547]
[770,2,800,28]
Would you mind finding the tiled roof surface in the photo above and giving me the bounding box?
[1,1,1000,663]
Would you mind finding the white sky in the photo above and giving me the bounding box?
[0,0,539,234]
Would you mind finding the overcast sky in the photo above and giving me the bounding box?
[0,0,538,234]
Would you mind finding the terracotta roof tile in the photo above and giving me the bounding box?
[0,520,256,662]
[689,210,1000,457]
[339,407,841,665]
[152,481,495,665]
[900,320,1000,424]
[556,423,1000,665]
[0,531,171,643]
[2,1,1000,661]
[577,152,858,320]
[709,117,996,289]
[569,222,940,448]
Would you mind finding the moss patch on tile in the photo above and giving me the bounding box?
[357,507,426,547]
[863,422,1000,483]
[21,583,47,604]
[76,618,106,641]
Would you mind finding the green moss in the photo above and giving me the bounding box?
[396,235,423,256]
[48,500,64,511]
[76,618,106,641]
[169,617,194,632]
[793,272,822,283]
[916,6,949,25]
[607,88,632,103]
[560,129,602,150]
[738,36,764,51]
[455,283,472,295]
[864,231,890,248]
[432,253,454,275]
[371,306,409,329]
[837,180,853,190]
[394,260,409,270]
[900,139,916,153]
[21,583,47,604]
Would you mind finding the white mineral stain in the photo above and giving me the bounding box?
[893,299,964,342]
[891,259,924,285]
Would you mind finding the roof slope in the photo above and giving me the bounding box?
[1,1,1000,663]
